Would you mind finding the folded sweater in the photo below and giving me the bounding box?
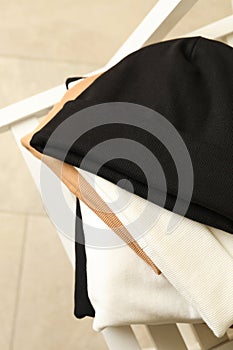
[20,74,160,319]
[79,190,201,331]
[79,169,233,337]
[21,37,233,334]
[30,37,233,234]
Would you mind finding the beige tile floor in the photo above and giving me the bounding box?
[0,1,232,349]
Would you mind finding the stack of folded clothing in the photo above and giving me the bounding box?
[21,36,233,337]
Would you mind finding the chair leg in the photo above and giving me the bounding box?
[146,324,187,350]
[102,326,142,350]
[192,324,229,349]
[178,324,229,350]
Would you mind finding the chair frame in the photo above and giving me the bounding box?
[1,1,233,348]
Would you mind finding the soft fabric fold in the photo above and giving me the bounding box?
[79,169,233,337]
[30,37,233,234]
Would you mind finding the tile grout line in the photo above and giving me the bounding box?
[0,209,47,217]
[0,52,103,67]
[9,215,29,350]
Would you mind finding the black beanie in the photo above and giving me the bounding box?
[30,37,233,234]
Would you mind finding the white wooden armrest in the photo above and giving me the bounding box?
[106,0,198,68]
[0,0,198,133]
[11,118,76,268]
[0,68,103,133]
[0,85,65,132]
[184,14,233,39]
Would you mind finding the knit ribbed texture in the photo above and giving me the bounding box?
[80,200,201,331]
[79,169,233,337]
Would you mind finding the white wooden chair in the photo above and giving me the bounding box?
[1,1,233,348]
